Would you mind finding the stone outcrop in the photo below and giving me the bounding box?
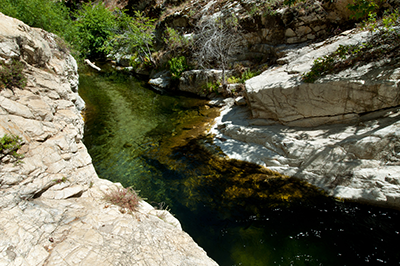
[245,29,400,127]
[0,13,217,266]
[210,28,400,210]
[212,102,400,209]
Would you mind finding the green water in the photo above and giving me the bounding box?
[80,66,400,266]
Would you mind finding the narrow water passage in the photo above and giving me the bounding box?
[79,67,400,266]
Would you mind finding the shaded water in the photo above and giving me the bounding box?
[79,67,400,266]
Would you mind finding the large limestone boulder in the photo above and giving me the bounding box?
[0,13,217,266]
[245,29,400,127]
[212,100,400,210]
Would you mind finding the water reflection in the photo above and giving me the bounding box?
[80,66,400,266]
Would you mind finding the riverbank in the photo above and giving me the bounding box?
[0,13,218,265]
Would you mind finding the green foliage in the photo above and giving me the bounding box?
[103,186,141,212]
[382,10,400,31]
[0,134,24,162]
[168,56,188,80]
[0,0,75,41]
[227,69,260,84]
[362,9,400,34]
[227,76,241,84]
[240,69,259,83]
[164,27,191,52]
[74,2,118,59]
[104,10,156,66]
[0,59,27,92]
[347,0,380,20]
[205,81,221,94]
[302,56,334,83]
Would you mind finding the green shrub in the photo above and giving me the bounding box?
[164,27,191,52]
[240,69,259,83]
[0,134,24,162]
[205,81,221,94]
[104,10,156,66]
[74,2,118,59]
[168,56,188,80]
[347,0,380,20]
[103,187,141,212]
[0,0,75,44]
[0,59,27,92]
[227,76,240,84]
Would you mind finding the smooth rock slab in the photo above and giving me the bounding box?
[211,100,400,209]
[245,30,400,127]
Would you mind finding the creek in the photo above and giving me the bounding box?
[79,66,400,266]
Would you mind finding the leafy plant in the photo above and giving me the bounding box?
[303,31,399,83]
[240,69,259,83]
[205,81,221,94]
[347,0,380,20]
[0,134,24,162]
[227,76,240,84]
[164,27,191,53]
[0,59,27,92]
[74,2,118,59]
[104,10,156,66]
[168,56,188,80]
[103,186,141,212]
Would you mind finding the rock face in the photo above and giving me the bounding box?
[213,103,400,209]
[0,13,217,266]
[245,29,400,127]
[211,28,400,210]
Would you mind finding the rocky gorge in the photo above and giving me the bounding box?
[0,13,218,265]
[145,0,400,210]
[1,0,400,264]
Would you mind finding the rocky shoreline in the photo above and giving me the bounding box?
[0,13,217,265]
[210,27,400,210]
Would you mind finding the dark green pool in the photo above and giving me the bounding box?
[79,66,400,266]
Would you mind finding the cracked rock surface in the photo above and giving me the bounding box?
[0,13,217,266]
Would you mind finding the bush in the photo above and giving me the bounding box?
[103,187,141,212]
[240,69,259,83]
[168,56,188,80]
[104,10,156,66]
[0,59,27,92]
[0,134,24,162]
[0,0,75,44]
[164,27,191,52]
[347,0,380,20]
[74,2,118,59]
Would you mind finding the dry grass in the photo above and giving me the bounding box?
[103,187,141,212]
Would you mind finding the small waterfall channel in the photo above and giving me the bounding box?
[79,65,400,266]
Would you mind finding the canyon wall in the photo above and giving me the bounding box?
[0,13,217,266]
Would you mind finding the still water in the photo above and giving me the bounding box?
[79,66,400,266]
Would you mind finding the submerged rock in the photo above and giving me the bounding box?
[0,12,217,266]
